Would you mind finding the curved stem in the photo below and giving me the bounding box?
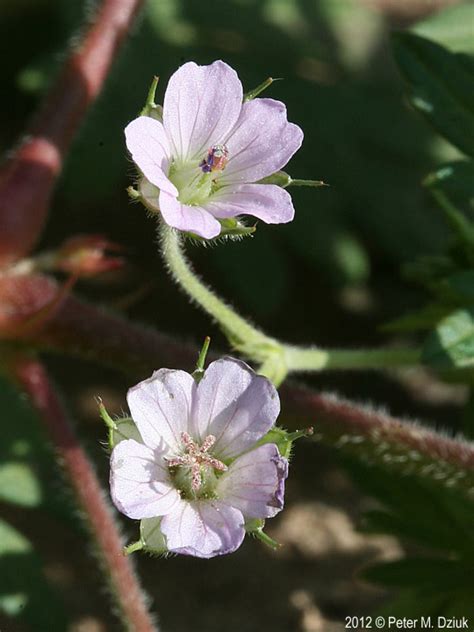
[13,293,473,495]
[159,223,277,352]
[0,0,145,265]
[283,345,422,372]
[7,353,158,632]
[158,224,421,381]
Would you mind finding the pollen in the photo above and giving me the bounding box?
[200,144,229,173]
[166,431,227,492]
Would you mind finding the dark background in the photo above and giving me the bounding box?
[0,1,467,630]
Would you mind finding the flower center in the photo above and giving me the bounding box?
[199,144,229,174]
[166,431,227,499]
[167,145,229,207]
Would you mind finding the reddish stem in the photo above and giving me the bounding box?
[34,292,200,378]
[0,0,144,265]
[9,353,158,632]
[21,290,474,478]
[280,381,474,471]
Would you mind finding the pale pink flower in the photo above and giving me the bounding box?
[125,60,303,239]
[110,357,288,558]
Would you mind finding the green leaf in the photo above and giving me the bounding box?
[443,270,474,302]
[422,306,474,369]
[382,303,452,333]
[0,377,46,508]
[0,462,41,507]
[0,519,68,629]
[392,32,474,156]
[412,2,474,55]
[425,160,474,218]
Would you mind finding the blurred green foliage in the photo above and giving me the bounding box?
[350,458,474,620]
[0,0,459,329]
[0,376,69,630]
[1,0,474,628]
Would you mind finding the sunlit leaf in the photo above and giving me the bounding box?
[412,2,474,55]
[422,306,474,369]
[0,519,68,629]
[393,32,474,156]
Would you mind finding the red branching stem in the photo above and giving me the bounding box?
[9,354,158,632]
[21,291,474,478]
[33,292,200,378]
[0,0,145,265]
[280,381,474,471]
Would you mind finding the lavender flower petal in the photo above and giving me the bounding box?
[127,369,196,452]
[163,61,243,163]
[217,443,288,519]
[220,98,303,184]
[204,183,295,224]
[192,357,280,459]
[160,498,245,558]
[110,439,180,519]
[124,116,177,196]
[158,190,222,239]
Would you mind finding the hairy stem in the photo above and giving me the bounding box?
[32,291,200,378]
[0,0,145,264]
[281,381,474,498]
[159,224,277,353]
[8,353,158,632]
[158,224,421,382]
[20,293,474,494]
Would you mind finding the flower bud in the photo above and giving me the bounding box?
[55,235,124,278]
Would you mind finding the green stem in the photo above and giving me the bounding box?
[158,223,422,384]
[284,345,422,372]
[159,223,278,352]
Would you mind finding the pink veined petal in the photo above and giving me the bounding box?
[159,190,222,239]
[124,116,178,196]
[163,60,243,163]
[110,439,180,520]
[191,357,280,460]
[217,443,288,519]
[127,369,196,452]
[160,499,245,558]
[220,98,303,184]
[204,183,295,224]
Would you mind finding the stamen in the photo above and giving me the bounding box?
[200,144,229,173]
[166,432,228,493]
[166,455,191,467]
[201,434,216,452]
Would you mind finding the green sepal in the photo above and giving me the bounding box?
[98,399,142,449]
[126,185,141,200]
[184,217,256,243]
[140,76,163,121]
[243,77,278,102]
[245,518,280,550]
[140,518,168,556]
[192,336,211,383]
[123,518,169,557]
[259,170,326,189]
[259,171,292,187]
[257,425,313,460]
